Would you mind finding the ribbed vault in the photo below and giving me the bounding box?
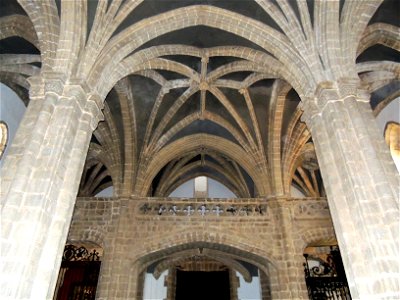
[0,0,398,198]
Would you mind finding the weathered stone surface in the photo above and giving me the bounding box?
[0,1,398,299]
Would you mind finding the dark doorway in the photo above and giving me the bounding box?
[55,261,101,300]
[54,245,101,300]
[175,270,230,300]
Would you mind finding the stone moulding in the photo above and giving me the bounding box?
[136,198,269,218]
[133,197,329,219]
[73,197,330,220]
[291,199,331,220]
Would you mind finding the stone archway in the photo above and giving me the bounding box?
[130,241,275,300]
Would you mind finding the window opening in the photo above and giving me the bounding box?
[194,176,208,197]
[0,121,8,159]
[384,122,400,172]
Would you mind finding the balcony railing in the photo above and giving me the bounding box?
[136,198,269,217]
[304,247,351,300]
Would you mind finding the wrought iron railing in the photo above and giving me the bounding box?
[303,247,351,300]
[68,284,98,300]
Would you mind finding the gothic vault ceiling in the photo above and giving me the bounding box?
[0,0,399,198]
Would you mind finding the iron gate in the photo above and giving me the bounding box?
[54,245,101,300]
[303,247,351,300]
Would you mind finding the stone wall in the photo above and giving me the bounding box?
[67,196,335,299]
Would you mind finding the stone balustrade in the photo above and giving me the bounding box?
[127,197,330,219]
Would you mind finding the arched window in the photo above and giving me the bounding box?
[169,176,237,198]
[194,176,208,197]
[384,122,400,172]
[0,121,8,159]
[0,83,27,163]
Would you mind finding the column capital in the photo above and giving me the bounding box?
[28,73,67,98]
[27,73,104,129]
[315,78,368,102]
[300,78,370,125]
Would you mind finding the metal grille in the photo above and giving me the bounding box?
[54,245,101,300]
[303,247,351,300]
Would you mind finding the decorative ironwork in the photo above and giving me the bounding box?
[68,284,97,300]
[62,245,100,262]
[55,245,101,300]
[304,247,351,300]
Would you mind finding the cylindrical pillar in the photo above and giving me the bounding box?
[0,74,103,299]
[301,82,399,299]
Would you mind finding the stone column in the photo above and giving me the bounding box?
[96,198,138,300]
[97,255,138,300]
[259,269,272,300]
[165,267,177,300]
[128,262,142,300]
[95,252,115,300]
[229,269,239,300]
[0,74,103,299]
[301,81,399,299]
[272,199,308,299]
